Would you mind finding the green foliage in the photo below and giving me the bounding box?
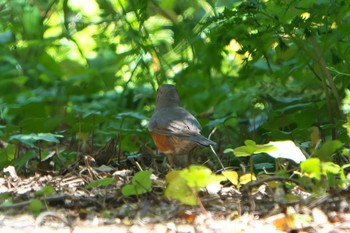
[300,158,349,189]
[28,199,43,216]
[342,89,350,138]
[0,0,350,175]
[164,170,196,205]
[226,140,306,164]
[35,185,56,197]
[0,193,13,208]
[311,140,342,161]
[122,170,152,196]
[225,140,275,157]
[1,1,350,218]
[85,178,115,189]
[222,170,256,188]
[10,133,63,148]
[164,165,226,205]
[12,151,36,170]
[222,170,238,186]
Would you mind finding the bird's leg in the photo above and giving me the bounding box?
[166,153,175,168]
[187,146,198,167]
[168,154,189,169]
[186,153,191,167]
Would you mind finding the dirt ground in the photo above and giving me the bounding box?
[1,164,350,233]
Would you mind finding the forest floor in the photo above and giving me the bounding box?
[1,158,350,233]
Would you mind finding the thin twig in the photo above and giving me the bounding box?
[241,176,301,193]
[208,127,225,170]
[0,194,67,210]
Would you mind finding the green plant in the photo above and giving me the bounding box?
[164,165,226,206]
[299,158,350,190]
[85,177,116,189]
[225,139,307,168]
[121,170,152,197]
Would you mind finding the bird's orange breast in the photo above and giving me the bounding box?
[150,131,198,155]
[150,132,174,154]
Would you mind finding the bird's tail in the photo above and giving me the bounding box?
[186,134,216,147]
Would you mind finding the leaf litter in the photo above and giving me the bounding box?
[1,156,350,233]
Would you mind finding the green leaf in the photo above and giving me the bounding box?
[164,166,226,206]
[116,112,148,120]
[29,199,43,216]
[0,193,13,207]
[232,140,276,157]
[164,171,197,205]
[231,140,306,163]
[321,162,340,175]
[301,158,321,180]
[13,151,36,169]
[239,173,256,185]
[265,140,306,163]
[301,158,343,182]
[121,170,152,196]
[312,140,343,161]
[233,142,257,157]
[340,164,350,183]
[9,133,63,148]
[245,140,256,147]
[85,178,115,189]
[222,170,238,185]
[254,162,275,170]
[0,30,13,44]
[180,165,226,191]
[35,185,56,197]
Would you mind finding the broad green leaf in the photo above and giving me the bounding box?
[321,162,340,175]
[165,170,181,183]
[29,199,42,216]
[245,140,256,147]
[222,170,238,185]
[233,143,257,157]
[340,164,350,182]
[165,166,226,206]
[239,173,256,185]
[312,140,342,161]
[254,162,275,170]
[301,158,343,182]
[164,171,197,205]
[121,171,152,196]
[223,148,234,154]
[13,151,36,169]
[131,170,152,189]
[232,140,276,157]
[300,158,321,180]
[265,140,306,163]
[9,133,63,148]
[180,165,226,191]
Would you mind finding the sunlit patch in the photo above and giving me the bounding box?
[331,22,337,29]
[227,39,241,52]
[301,12,310,20]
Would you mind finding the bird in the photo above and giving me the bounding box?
[148,84,215,167]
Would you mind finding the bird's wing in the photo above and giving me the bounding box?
[149,107,215,146]
[149,107,202,136]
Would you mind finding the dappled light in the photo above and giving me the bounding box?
[1,0,350,232]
